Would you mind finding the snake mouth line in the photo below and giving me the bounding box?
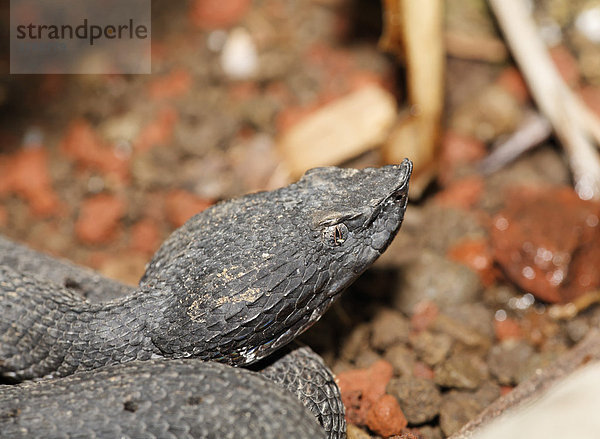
[392,158,413,198]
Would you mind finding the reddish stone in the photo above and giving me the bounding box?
[130,218,161,254]
[439,131,486,185]
[549,45,580,87]
[410,301,439,332]
[148,69,192,101]
[305,43,354,79]
[0,146,61,217]
[337,360,394,426]
[447,238,496,286]
[434,176,484,210]
[276,103,322,133]
[500,386,513,396]
[134,106,178,152]
[229,81,260,101]
[494,317,523,341]
[348,70,394,95]
[189,0,251,29]
[165,189,213,228]
[496,67,530,103]
[60,119,129,180]
[412,361,435,380]
[0,205,7,227]
[579,86,600,119]
[75,194,126,245]
[490,186,600,303]
[366,394,407,437]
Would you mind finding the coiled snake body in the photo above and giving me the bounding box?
[0,160,412,438]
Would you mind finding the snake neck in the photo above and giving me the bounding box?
[0,267,160,382]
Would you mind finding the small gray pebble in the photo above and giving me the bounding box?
[487,340,535,386]
[434,353,489,390]
[439,390,483,436]
[410,331,453,366]
[370,309,410,351]
[387,376,442,425]
[383,343,416,377]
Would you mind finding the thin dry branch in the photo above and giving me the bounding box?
[478,111,552,174]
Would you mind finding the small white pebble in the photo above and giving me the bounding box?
[495,309,507,322]
[576,7,600,43]
[220,27,258,80]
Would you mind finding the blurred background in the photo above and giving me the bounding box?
[2,1,600,438]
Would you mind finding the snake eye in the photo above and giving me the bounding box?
[322,223,348,246]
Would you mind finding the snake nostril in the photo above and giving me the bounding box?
[123,400,139,412]
[187,396,203,405]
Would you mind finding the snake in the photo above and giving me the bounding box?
[0,159,412,438]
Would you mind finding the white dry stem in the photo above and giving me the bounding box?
[479,112,552,174]
[489,0,600,200]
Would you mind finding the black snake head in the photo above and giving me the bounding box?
[142,159,412,365]
[303,158,412,285]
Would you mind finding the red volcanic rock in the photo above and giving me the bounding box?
[410,301,439,333]
[164,189,213,228]
[61,119,129,181]
[439,131,486,184]
[337,360,394,426]
[189,0,250,29]
[130,218,161,254]
[0,146,61,217]
[366,394,407,437]
[413,362,435,380]
[491,186,600,303]
[494,317,523,342]
[580,86,600,119]
[134,106,178,152]
[434,176,485,210]
[148,69,192,101]
[75,194,126,245]
[496,67,530,103]
[448,238,496,287]
[549,45,580,87]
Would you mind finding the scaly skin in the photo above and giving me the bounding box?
[0,235,133,302]
[258,345,346,439]
[0,160,412,438]
[0,359,326,439]
[0,240,346,437]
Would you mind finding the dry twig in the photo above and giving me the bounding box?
[478,112,552,174]
[379,0,444,196]
[489,0,600,200]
